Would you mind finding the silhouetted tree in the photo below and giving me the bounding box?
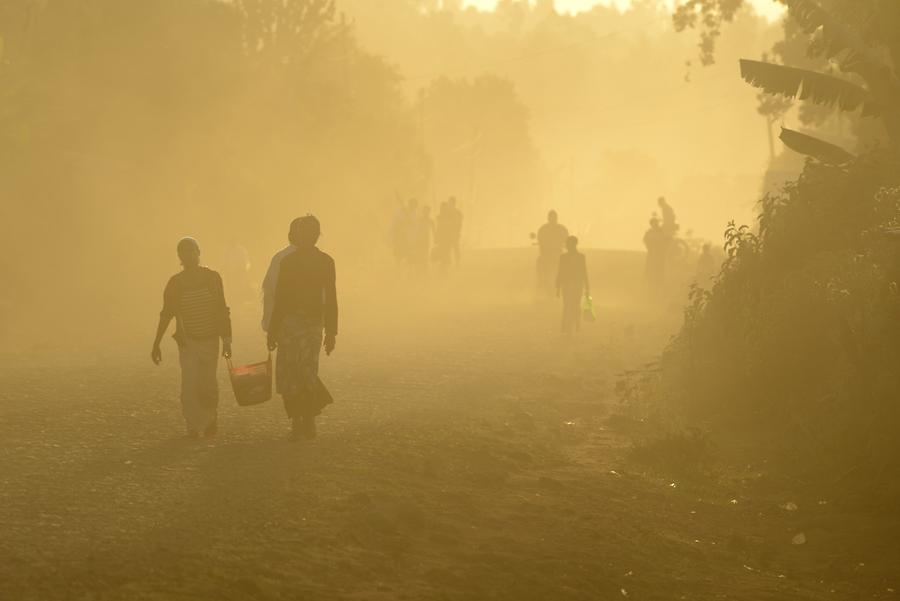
[676,0,900,153]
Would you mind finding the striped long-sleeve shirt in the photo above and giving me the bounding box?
[160,267,232,344]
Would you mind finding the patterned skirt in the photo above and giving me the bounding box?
[276,315,333,417]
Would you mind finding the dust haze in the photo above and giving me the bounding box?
[1,1,899,600]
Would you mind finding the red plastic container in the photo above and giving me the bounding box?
[227,354,272,406]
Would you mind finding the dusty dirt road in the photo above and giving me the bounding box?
[1,250,897,600]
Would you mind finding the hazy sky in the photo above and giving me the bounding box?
[465,0,786,20]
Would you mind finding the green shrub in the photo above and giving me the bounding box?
[649,152,900,476]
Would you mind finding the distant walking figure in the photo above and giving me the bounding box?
[658,196,678,240]
[643,216,667,287]
[267,216,338,441]
[535,210,569,294]
[695,243,716,288]
[389,198,418,267]
[434,197,463,273]
[152,238,232,439]
[557,235,590,334]
[412,205,435,277]
[446,196,464,267]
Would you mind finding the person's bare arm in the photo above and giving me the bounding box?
[152,315,173,364]
[267,258,291,351]
[267,281,284,352]
[324,258,338,356]
[260,254,279,332]
[152,279,176,364]
[214,272,233,359]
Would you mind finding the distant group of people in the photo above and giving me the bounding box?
[534,198,719,333]
[150,198,718,440]
[152,216,337,442]
[643,196,718,288]
[534,210,591,334]
[390,197,463,276]
[642,196,679,286]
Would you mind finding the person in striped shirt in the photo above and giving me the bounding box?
[152,237,232,438]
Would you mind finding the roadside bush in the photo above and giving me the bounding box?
[646,152,900,482]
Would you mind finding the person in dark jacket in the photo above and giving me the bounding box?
[557,235,590,334]
[267,215,338,441]
[643,216,666,287]
[152,237,232,438]
[536,210,569,294]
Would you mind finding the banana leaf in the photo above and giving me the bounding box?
[779,127,855,164]
[739,59,880,117]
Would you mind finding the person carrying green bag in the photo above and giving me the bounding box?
[582,294,597,323]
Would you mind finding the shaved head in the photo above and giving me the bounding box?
[177,237,201,267]
[177,237,199,253]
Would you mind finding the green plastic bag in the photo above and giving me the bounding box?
[582,295,596,323]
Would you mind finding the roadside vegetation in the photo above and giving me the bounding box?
[628,0,900,504]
